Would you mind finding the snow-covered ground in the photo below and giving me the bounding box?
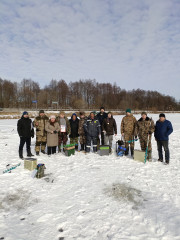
[0,113,180,240]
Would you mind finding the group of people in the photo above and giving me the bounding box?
[121,109,173,164]
[17,107,173,164]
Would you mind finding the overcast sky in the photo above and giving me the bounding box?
[0,0,179,100]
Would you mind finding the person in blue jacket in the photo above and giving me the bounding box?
[154,113,173,164]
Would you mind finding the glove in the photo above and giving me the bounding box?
[31,136,34,138]
[148,131,151,134]
[135,135,137,139]
[54,130,57,134]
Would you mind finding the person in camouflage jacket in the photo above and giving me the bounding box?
[56,111,71,152]
[135,112,155,160]
[121,109,137,156]
[33,110,49,155]
[78,111,87,151]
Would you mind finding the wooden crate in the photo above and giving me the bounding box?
[24,158,37,171]
[133,150,145,163]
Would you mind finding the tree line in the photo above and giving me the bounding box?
[0,78,179,111]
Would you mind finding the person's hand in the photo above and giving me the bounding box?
[115,134,117,136]
[122,133,124,136]
[35,122,39,126]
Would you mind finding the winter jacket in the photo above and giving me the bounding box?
[45,121,60,147]
[97,112,108,126]
[154,119,173,141]
[33,115,49,137]
[135,117,155,137]
[69,114,79,138]
[102,116,117,135]
[56,116,71,135]
[84,117,101,137]
[17,116,34,138]
[78,117,87,135]
[121,114,137,140]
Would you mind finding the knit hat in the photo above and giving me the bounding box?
[23,111,28,116]
[50,115,56,119]
[159,113,165,118]
[39,110,44,114]
[126,108,131,113]
[141,111,147,116]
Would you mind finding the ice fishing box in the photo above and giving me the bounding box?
[36,164,46,178]
[24,158,37,171]
[64,144,75,156]
[100,145,110,156]
[133,150,145,162]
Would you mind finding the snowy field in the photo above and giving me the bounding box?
[0,113,180,240]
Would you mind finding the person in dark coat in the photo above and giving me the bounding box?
[102,112,117,152]
[84,112,101,153]
[69,113,79,150]
[97,107,108,145]
[17,111,34,159]
[154,113,173,164]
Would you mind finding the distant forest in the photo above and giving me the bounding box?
[0,78,179,111]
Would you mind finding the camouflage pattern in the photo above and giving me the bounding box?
[78,117,87,145]
[33,115,49,152]
[70,137,78,149]
[121,115,137,139]
[121,114,137,152]
[56,116,71,150]
[135,116,155,153]
[58,133,68,146]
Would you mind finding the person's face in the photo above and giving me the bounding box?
[108,113,111,118]
[126,112,130,116]
[51,118,55,122]
[60,114,64,118]
[24,114,28,118]
[159,117,165,122]
[72,115,76,120]
[142,114,147,120]
[90,113,95,119]
[40,113,45,117]
[100,109,104,113]
[80,115,85,119]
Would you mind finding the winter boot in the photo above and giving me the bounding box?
[41,150,46,154]
[93,146,97,153]
[147,151,152,161]
[27,149,34,157]
[125,147,129,156]
[19,150,23,159]
[36,151,39,156]
[130,148,134,157]
[80,144,84,151]
[75,145,78,151]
